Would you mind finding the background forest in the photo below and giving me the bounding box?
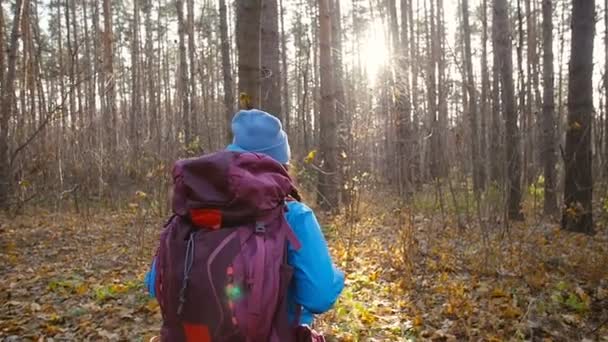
[1,0,608,340]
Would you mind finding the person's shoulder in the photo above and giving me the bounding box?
[286,201,315,221]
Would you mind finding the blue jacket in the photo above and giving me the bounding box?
[145,201,345,325]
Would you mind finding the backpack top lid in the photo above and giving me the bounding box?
[172,151,298,226]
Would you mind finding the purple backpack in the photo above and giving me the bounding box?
[154,151,304,342]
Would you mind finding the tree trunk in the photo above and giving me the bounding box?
[426,0,440,180]
[462,0,482,192]
[490,0,502,184]
[187,0,198,139]
[219,0,234,143]
[542,0,558,216]
[0,0,26,208]
[237,0,263,108]
[0,1,4,95]
[409,0,420,185]
[516,0,528,187]
[331,0,347,204]
[261,0,282,117]
[480,0,490,188]
[103,0,116,153]
[495,0,524,220]
[562,0,594,233]
[605,0,608,180]
[176,0,191,146]
[317,0,337,211]
[279,0,290,132]
[437,0,448,179]
[131,0,141,157]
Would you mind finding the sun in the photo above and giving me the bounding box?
[360,17,391,85]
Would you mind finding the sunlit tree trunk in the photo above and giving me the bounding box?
[562,0,594,233]
[542,0,558,216]
[331,0,347,204]
[261,0,282,117]
[317,0,337,211]
[219,0,234,143]
[409,0,420,185]
[237,0,263,107]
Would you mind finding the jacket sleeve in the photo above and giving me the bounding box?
[144,258,157,298]
[287,204,345,314]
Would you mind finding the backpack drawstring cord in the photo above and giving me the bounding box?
[178,231,197,316]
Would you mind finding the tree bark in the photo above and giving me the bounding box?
[176,0,191,145]
[480,0,490,188]
[279,0,290,132]
[605,0,608,180]
[317,0,337,211]
[103,0,116,153]
[187,0,198,138]
[542,0,558,216]
[131,0,141,156]
[219,0,234,143]
[490,0,502,184]
[237,0,263,108]
[261,0,282,117]
[562,0,594,233]
[462,0,482,192]
[0,0,26,208]
[495,0,524,220]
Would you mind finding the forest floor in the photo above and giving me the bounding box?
[1,194,608,341]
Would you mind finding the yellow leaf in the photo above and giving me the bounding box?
[491,288,508,298]
[135,191,148,199]
[304,150,317,164]
[75,283,88,296]
[239,93,253,109]
[500,304,522,319]
[413,314,423,326]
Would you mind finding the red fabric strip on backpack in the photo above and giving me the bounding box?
[182,323,211,342]
[190,209,222,230]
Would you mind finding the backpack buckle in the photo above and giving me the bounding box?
[255,222,266,234]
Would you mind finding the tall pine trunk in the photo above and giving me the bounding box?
[103,0,116,154]
[496,0,524,220]
[279,0,290,132]
[0,0,26,209]
[187,0,198,139]
[261,0,282,117]
[317,0,337,211]
[130,0,141,157]
[176,0,191,145]
[219,0,234,143]
[490,0,502,184]
[237,0,263,107]
[462,0,482,192]
[562,0,594,233]
[542,0,558,216]
[480,0,490,188]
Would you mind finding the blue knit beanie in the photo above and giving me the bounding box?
[226,109,291,164]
